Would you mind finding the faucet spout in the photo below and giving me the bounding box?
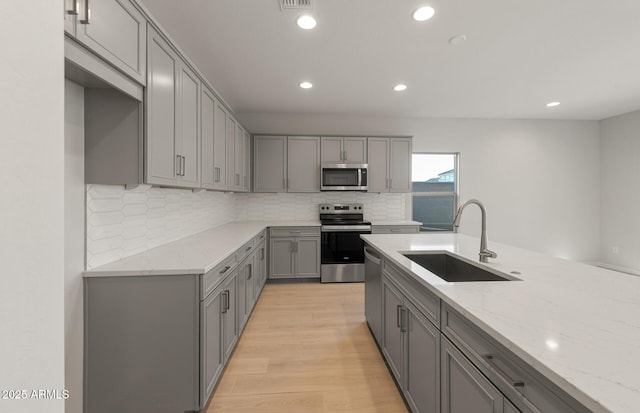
[453,199,497,263]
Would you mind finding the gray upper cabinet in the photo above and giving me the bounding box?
[367,137,390,192]
[146,26,200,188]
[201,87,216,190]
[212,100,228,190]
[66,0,147,85]
[145,27,179,186]
[321,137,367,163]
[226,115,237,189]
[368,137,412,193]
[233,123,244,191]
[390,137,412,192]
[253,136,287,192]
[243,129,251,192]
[287,136,320,192]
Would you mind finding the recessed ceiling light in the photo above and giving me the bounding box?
[393,84,407,92]
[546,101,560,107]
[299,81,313,89]
[296,15,317,30]
[412,6,435,22]
[449,35,467,45]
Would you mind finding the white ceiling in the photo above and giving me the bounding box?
[139,0,640,120]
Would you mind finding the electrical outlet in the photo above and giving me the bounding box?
[612,246,619,255]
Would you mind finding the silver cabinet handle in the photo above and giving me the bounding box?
[176,155,181,177]
[363,247,381,265]
[221,290,229,313]
[247,264,252,279]
[245,246,252,252]
[79,0,90,24]
[181,156,186,177]
[397,305,402,328]
[219,265,231,275]
[215,167,220,183]
[260,248,265,261]
[400,307,407,332]
[67,0,79,15]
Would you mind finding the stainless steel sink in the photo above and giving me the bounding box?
[402,253,515,282]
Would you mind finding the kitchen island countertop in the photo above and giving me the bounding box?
[361,232,640,413]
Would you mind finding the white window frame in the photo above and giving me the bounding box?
[411,152,459,232]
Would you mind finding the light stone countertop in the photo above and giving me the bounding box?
[361,232,640,413]
[84,220,320,277]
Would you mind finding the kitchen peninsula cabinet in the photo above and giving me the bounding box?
[321,136,367,163]
[146,26,200,188]
[64,0,147,84]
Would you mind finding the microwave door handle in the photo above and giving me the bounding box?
[358,168,362,186]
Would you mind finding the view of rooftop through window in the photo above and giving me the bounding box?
[412,153,458,231]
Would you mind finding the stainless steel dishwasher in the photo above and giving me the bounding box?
[364,245,382,346]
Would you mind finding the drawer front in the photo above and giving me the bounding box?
[372,225,419,234]
[254,229,267,244]
[202,253,237,299]
[269,226,320,237]
[441,304,588,413]
[382,260,439,326]
[237,239,255,262]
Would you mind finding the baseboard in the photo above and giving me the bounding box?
[591,262,640,277]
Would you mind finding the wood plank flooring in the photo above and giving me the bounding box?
[204,282,408,413]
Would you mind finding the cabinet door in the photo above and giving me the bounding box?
[287,136,320,192]
[295,237,321,278]
[390,138,412,192]
[146,28,178,186]
[64,1,76,35]
[254,136,287,192]
[344,137,367,163]
[504,399,522,413]
[74,0,146,84]
[321,137,343,163]
[269,238,295,279]
[226,115,237,189]
[201,88,215,189]
[244,130,251,191]
[382,278,404,383]
[213,101,228,190]
[201,288,223,406]
[257,242,267,290]
[441,336,504,413]
[234,124,244,191]
[177,63,200,187]
[237,262,247,332]
[222,272,238,363]
[404,301,440,413]
[367,137,390,192]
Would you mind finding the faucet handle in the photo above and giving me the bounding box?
[479,249,497,262]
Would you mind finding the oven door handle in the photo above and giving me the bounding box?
[321,225,372,232]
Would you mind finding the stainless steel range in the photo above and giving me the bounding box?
[320,203,372,283]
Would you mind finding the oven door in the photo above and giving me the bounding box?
[320,226,371,282]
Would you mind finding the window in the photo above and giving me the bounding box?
[412,153,458,232]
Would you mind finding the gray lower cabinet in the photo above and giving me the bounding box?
[269,227,321,279]
[256,240,267,291]
[84,275,200,413]
[382,275,440,413]
[238,250,258,332]
[220,271,238,364]
[201,281,224,406]
[441,336,504,413]
[65,0,147,85]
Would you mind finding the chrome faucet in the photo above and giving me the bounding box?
[453,199,497,263]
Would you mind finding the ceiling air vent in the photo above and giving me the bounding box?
[280,0,313,10]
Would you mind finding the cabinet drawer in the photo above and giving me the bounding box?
[237,239,255,262]
[382,260,439,327]
[441,304,589,413]
[254,229,267,244]
[269,226,320,237]
[202,254,237,299]
[372,225,419,234]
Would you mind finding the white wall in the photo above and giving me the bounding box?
[65,80,86,413]
[600,110,640,274]
[239,112,601,262]
[0,1,65,412]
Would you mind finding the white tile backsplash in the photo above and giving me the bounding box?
[86,185,406,269]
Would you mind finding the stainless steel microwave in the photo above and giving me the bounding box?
[321,163,368,191]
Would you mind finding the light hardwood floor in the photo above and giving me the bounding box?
[205,282,408,413]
